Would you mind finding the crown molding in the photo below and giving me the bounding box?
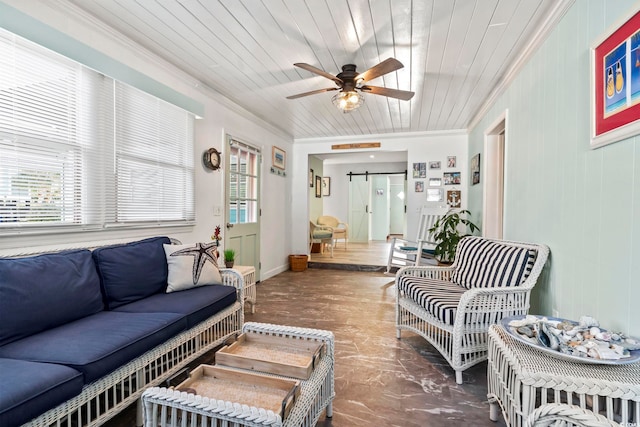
[467,0,576,131]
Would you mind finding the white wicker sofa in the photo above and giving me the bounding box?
[395,236,549,384]
[0,237,244,427]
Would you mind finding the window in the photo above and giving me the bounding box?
[0,28,194,234]
[228,140,259,224]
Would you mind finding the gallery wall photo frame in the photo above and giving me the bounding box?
[429,177,442,187]
[322,177,331,196]
[447,156,456,168]
[413,162,426,178]
[315,175,322,198]
[444,171,461,185]
[427,188,444,202]
[590,5,640,149]
[429,161,441,170]
[471,153,481,185]
[272,146,286,170]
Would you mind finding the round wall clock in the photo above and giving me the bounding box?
[203,148,221,170]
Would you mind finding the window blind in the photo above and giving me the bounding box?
[0,27,194,233]
[114,82,195,224]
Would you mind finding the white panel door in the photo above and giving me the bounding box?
[348,176,369,243]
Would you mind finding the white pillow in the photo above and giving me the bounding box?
[163,242,222,293]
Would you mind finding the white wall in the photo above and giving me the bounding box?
[0,0,293,279]
[291,131,468,254]
[468,0,640,335]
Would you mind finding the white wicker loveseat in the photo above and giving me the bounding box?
[395,236,549,384]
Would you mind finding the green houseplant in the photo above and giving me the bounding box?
[428,209,480,264]
[223,248,236,268]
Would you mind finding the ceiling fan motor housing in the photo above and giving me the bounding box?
[336,64,360,91]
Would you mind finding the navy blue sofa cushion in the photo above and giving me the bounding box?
[114,284,237,328]
[0,249,104,347]
[0,358,83,427]
[0,311,186,384]
[92,236,171,309]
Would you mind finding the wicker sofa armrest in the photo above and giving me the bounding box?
[396,264,455,281]
[220,268,245,306]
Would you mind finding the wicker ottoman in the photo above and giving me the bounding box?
[487,324,640,427]
[142,322,334,427]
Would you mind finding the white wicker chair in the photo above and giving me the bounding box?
[525,404,622,427]
[386,205,449,273]
[395,236,549,384]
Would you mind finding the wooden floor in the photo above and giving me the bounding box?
[309,240,391,267]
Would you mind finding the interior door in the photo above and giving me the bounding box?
[388,175,406,236]
[370,175,388,241]
[348,175,369,242]
[225,136,260,278]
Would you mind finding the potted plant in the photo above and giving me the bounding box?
[223,248,236,268]
[428,209,480,264]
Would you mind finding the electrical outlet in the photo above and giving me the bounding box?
[213,206,222,216]
[552,309,559,318]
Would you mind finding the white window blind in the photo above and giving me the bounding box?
[114,82,195,224]
[0,27,194,234]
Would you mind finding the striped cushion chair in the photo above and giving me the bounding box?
[395,236,549,384]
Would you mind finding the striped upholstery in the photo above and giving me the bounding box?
[451,237,536,290]
[397,276,466,325]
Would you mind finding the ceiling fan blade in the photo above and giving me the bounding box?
[293,63,343,85]
[356,58,404,83]
[361,85,415,101]
[286,87,338,99]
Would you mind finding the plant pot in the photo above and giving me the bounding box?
[225,261,234,268]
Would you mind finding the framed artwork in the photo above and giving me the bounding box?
[427,188,444,202]
[429,177,442,187]
[309,169,314,187]
[444,171,461,185]
[322,177,331,196]
[429,161,441,170]
[447,156,457,168]
[272,146,286,170]
[315,176,322,197]
[471,153,480,185]
[591,5,640,148]
[415,181,424,192]
[412,162,426,178]
[447,190,461,208]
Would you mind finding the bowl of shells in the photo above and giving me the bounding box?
[501,315,640,365]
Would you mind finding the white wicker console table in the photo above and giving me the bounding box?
[142,322,335,427]
[487,324,640,427]
[230,265,257,314]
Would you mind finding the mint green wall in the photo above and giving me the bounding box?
[469,0,639,336]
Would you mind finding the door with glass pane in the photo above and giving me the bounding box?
[225,137,260,278]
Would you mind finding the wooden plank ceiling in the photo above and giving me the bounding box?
[66,0,565,139]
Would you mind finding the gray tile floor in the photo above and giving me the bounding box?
[106,268,507,426]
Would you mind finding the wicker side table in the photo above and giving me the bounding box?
[229,265,257,313]
[487,324,640,427]
[142,322,335,427]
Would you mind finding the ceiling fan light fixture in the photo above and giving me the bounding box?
[332,90,364,112]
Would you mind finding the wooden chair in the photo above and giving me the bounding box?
[386,206,449,273]
[395,236,549,384]
[317,215,348,250]
[309,221,334,257]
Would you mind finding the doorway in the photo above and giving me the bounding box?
[483,111,506,239]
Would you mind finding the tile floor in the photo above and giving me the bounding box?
[106,267,506,426]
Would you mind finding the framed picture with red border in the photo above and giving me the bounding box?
[591,5,640,149]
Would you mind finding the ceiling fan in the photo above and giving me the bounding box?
[287,58,415,112]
